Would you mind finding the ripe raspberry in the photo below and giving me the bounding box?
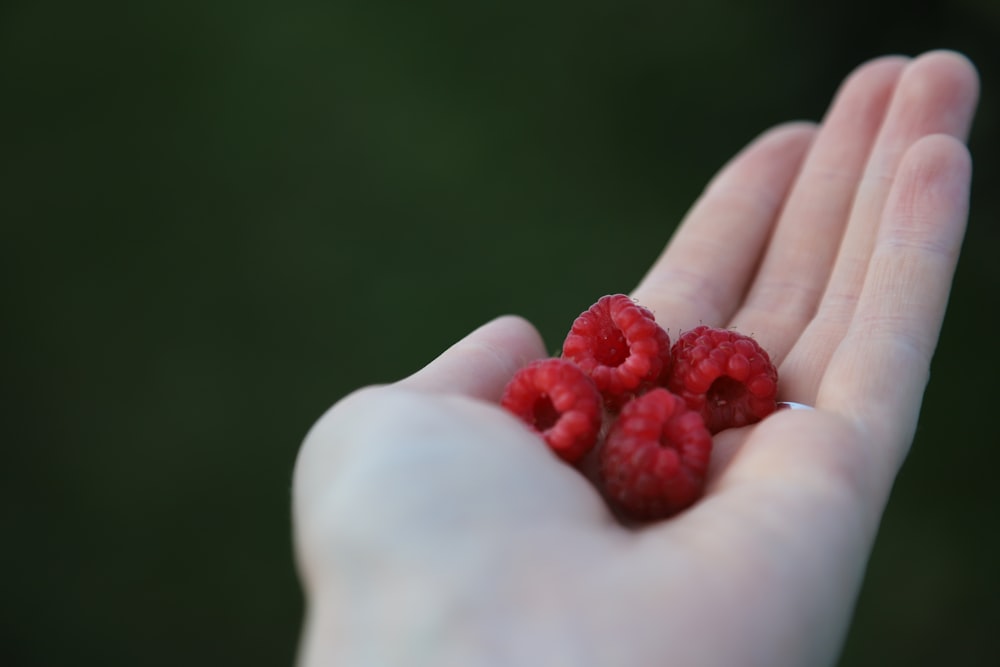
[561,294,671,410]
[599,388,712,520]
[500,358,603,464]
[667,325,778,434]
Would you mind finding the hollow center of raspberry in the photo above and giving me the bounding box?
[594,328,629,367]
[531,395,561,431]
[707,376,746,407]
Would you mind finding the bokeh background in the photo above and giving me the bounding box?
[3,0,998,664]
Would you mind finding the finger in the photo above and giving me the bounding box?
[818,134,972,474]
[635,402,888,667]
[398,315,548,402]
[782,51,979,402]
[293,387,613,592]
[727,56,909,360]
[631,121,816,329]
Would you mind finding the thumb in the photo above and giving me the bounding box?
[398,315,548,402]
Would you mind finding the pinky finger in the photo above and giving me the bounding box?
[818,134,972,477]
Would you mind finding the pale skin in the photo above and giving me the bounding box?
[292,51,979,666]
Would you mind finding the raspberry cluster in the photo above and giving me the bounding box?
[500,294,779,521]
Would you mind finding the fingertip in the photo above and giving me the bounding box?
[740,121,820,169]
[486,314,549,355]
[888,133,972,239]
[398,314,549,402]
[708,121,818,193]
[757,120,820,143]
[903,132,973,181]
[842,54,912,85]
[825,54,910,113]
[907,49,980,99]
[469,314,550,374]
[893,50,980,142]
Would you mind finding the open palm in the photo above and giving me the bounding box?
[293,51,978,667]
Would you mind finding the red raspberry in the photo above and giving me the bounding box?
[599,388,712,520]
[667,325,778,434]
[500,358,603,464]
[561,294,671,410]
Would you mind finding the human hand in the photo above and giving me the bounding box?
[292,51,978,667]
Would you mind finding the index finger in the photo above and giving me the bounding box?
[631,122,816,329]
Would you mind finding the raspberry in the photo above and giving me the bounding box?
[561,294,671,410]
[599,388,712,520]
[500,358,603,464]
[666,325,778,434]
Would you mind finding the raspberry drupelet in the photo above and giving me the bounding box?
[500,358,604,464]
[561,294,671,410]
[667,325,778,434]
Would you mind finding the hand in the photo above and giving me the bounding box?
[292,51,978,667]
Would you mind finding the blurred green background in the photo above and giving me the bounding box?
[2,0,998,664]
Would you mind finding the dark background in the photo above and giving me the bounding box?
[3,0,998,664]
